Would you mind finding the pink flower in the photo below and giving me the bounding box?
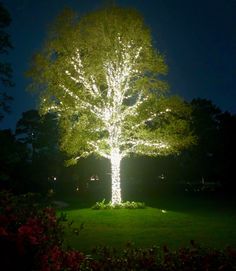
[18,225,33,235]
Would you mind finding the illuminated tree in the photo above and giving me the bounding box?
[28,7,194,204]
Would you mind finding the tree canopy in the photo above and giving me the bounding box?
[28,7,194,204]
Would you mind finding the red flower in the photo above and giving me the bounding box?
[50,245,62,262]
[29,235,39,245]
[18,218,45,246]
[18,225,33,236]
[40,246,63,271]
[0,226,8,236]
[64,250,85,269]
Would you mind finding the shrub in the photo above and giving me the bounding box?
[0,190,85,271]
[1,191,236,270]
[86,241,236,271]
[91,199,146,210]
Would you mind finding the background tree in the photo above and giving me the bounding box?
[28,7,194,204]
[217,111,236,192]
[16,109,41,160]
[0,129,28,193]
[177,99,222,186]
[0,2,13,122]
[16,110,60,158]
[15,109,62,193]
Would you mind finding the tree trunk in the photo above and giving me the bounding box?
[110,148,122,205]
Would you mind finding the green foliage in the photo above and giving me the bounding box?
[27,5,195,203]
[91,199,146,210]
[27,6,194,162]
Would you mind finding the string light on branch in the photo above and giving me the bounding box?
[32,8,192,206]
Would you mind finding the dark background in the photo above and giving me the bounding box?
[1,0,236,130]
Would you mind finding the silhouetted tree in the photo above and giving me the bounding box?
[175,99,222,187]
[217,111,236,191]
[0,129,28,192]
[15,110,62,193]
[191,99,221,181]
[15,110,41,159]
[16,110,60,156]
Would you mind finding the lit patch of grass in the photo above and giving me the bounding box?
[60,205,236,253]
[55,195,236,253]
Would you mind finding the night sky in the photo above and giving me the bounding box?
[1,0,236,130]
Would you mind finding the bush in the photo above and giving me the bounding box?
[86,241,236,271]
[1,191,236,270]
[91,199,146,210]
[0,191,85,271]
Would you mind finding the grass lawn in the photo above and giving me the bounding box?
[58,193,236,253]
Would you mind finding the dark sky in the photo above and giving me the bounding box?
[1,0,236,130]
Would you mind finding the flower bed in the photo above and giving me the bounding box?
[1,191,236,270]
[0,191,84,270]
